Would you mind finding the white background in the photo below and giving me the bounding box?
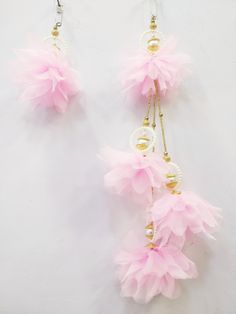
[0,0,235,313]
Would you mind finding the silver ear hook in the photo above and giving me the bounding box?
[55,0,64,28]
[44,0,66,52]
[149,0,158,19]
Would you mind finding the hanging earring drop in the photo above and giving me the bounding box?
[101,0,221,304]
[13,0,79,113]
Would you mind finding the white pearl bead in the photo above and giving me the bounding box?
[146,229,154,236]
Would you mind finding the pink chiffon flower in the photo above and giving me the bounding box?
[13,42,79,113]
[124,38,189,98]
[100,147,169,206]
[115,245,197,303]
[151,191,221,246]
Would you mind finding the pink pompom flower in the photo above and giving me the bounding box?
[14,42,79,113]
[101,147,169,206]
[124,38,189,98]
[115,245,197,303]
[151,191,221,246]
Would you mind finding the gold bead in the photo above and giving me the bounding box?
[147,43,159,53]
[143,117,150,126]
[166,181,178,189]
[136,135,150,151]
[146,242,157,249]
[163,154,171,162]
[150,22,157,30]
[51,29,59,37]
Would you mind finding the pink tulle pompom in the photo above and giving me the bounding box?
[13,42,79,113]
[151,191,221,245]
[124,38,189,98]
[115,245,197,303]
[100,147,169,206]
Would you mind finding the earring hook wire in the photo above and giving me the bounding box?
[55,0,63,28]
[149,0,158,18]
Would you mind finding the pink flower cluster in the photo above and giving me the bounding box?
[124,38,189,98]
[116,246,197,303]
[102,147,221,303]
[14,42,79,113]
[102,37,220,303]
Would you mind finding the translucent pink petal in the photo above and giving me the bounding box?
[101,147,168,206]
[151,191,221,244]
[13,41,79,112]
[115,245,197,303]
[124,37,190,98]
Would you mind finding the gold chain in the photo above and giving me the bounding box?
[143,93,152,126]
[154,80,171,162]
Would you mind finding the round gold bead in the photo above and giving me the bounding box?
[163,154,171,162]
[150,22,157,30]
[51,29,59,37]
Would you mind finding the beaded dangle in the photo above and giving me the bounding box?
[102,4,221,304]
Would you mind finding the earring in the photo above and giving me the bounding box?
[101,1,221,304]
[13,0,79,113]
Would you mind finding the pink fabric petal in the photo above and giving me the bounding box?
[131,170,150,194]
[151,191,221,244]
[101,147,168,206]
[115,245,197,303]
[13,41,79,112]
[124,37,190,98]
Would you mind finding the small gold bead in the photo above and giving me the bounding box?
[143,117,150,126]
[51,29,59,37]
[166,181,178,189]
[150,22,157,30]
[163,154,171,162]
[147,44,159,53]
[146,242,157,249]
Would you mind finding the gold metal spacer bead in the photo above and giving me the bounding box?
[150,23,157,30]
[166,181,178,189]
[146,242,157,249]
[51,26,59,37]
[171,190,182,195]
[163,154,171,162]
[143,117,150,126]
[150,16,157,30]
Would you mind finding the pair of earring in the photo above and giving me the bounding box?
[13,0,221,305]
